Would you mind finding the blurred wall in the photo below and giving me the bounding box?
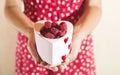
[0,0,120,75]
[0,0,17,75]
[93,0,120,75]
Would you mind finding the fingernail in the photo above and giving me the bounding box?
[35,61,38,64]
[55,69,58,71]
[52,67,58,72]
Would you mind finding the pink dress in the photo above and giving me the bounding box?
[16,0,96,75]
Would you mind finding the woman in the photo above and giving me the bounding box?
[4,0,102,75]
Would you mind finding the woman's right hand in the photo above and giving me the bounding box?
[5,0,59,71]
[27,28,42,64]
[27,25,59,71]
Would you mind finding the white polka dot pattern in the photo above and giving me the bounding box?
[15,0,96,75]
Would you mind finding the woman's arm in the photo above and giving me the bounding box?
[73,0,102,41]
[61,0,102,67]
[4,0,34,37]
[4,0,59,71]
[70,0,102,59]
[4,0,42,66]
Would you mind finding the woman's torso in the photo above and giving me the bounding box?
[23,0,85,24]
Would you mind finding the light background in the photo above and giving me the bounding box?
[0,0,120,75]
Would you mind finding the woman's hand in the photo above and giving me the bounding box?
[58,40,82,71]
[27,24,59,71]
[57,24,83,70]
[27,28,41,64]
[58,0,102,70]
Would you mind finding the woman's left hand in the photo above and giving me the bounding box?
[47,23,84,71]
[53,23,83,70]
[58,37,82,70]
[45,34,82,72]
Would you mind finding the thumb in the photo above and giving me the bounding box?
[66,40,82,62]
[65,52,77,65]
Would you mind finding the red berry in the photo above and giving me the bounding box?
[58,30,66,37]
[40,21,67,39]
[61,55,66,61]
[40,27,49,36]
[59,22,67,31]
[51,27,59,35]
[44,21,51,29]
[51,22,60,29]
[51,21,58,27]
[45,32,55,39]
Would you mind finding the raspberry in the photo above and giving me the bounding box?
[61,55,66,61]
[59,22,67,31]
[40,21,68,39]
[52,22,60,29]
[45,32,55,39]
[51,27,59,35]
[58,30,66,37]
[44,21,51,29]
[40,27,49,36]
[51,21,58,27]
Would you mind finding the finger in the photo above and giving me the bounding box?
[65,42,80,64]
[64,52,78,65]
[58,63,67,70]
[50,67,58,72]
[38,62,58,72]
[45,65,58,72]
[34,22,44,32]
[28,42,42,64]
[39,61,49,66]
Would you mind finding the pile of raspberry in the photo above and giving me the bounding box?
[40,21,67,39]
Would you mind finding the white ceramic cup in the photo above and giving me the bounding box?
[34,20,73,66]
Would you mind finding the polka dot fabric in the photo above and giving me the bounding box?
[15,0,96,75]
